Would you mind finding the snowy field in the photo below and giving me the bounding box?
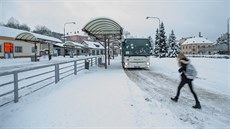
[0,56,229,129]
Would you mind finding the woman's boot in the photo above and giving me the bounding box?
[192,102,201,109]
[171,97,178,102]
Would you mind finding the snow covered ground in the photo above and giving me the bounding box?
[150,57,230,96]
[126,57,230,129]
[0,56,229,129]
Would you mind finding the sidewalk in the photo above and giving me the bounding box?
[0,57,183,129]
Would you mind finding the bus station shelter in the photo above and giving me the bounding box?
[82,17,123,69]
[15,32,62,61]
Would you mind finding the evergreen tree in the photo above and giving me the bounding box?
[154,28,160,57]
[158,22,167,58]
[168,30,180,57]
[216,33,229,54]
[216,33,229,45]
[148,36,154,54]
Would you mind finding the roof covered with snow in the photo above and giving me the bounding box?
[54,43,64,47]
[65,31,88,37]
[62,41,84,49]
[182,37,213,45]
[0,26,62,43]
[83,41,104,49]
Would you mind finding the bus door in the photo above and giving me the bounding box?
[4,43,14,59]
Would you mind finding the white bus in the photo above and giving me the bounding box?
[122,38,152,69]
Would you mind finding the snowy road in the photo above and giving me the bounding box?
[125,69,230,129]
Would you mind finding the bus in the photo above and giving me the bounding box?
[122,38,152,69]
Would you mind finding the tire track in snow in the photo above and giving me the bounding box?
[124,69,230,129]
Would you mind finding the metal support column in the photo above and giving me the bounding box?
[74,61,77,75]
[104,35,107,69]
[228,18,230,55]
[108,38,110,65]
[14,72,18,103]
[34,42,37,62]
[48,43,51,60]
[55,64,59,83]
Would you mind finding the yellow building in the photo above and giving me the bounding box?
[181,37,214,55]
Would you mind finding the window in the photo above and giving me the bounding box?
[15,46,23,53]
[32,47,35,53]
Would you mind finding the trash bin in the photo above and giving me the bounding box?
[85,60,89,69]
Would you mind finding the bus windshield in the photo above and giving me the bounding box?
[123,39,151,56]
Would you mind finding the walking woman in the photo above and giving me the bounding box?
[171,53,201,109]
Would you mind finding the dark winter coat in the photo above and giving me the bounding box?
[178,57,193,82]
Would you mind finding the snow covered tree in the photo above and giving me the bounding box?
[215,33,229,54]
[33,25,52,36]
[167,30,180,57]
[158,22,168,58]
[5,17,20,29]
[4,17,30,31]
[154,28,160,57]
[18,24,31,31]
[148,36,154,54]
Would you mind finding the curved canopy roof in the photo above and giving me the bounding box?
[82,17,123,40]
[63,41,75,46]
[63,41,84,49]
[15,32,37,42]
[14,31,62,43]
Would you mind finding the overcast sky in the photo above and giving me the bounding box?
[0,0,229,41]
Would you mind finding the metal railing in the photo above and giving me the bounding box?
[0,57,98,107]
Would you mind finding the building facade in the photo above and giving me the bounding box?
[181,37,214,55]
[0,26,61,58]
[66,33,88,43]
[82,41,104,56]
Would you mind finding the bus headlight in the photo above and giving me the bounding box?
[146,62,150,67]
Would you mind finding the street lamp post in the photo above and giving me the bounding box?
[63,22,76,57]
[146,16,161,29]
[228,18,230,55]
[146,16,161,57]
